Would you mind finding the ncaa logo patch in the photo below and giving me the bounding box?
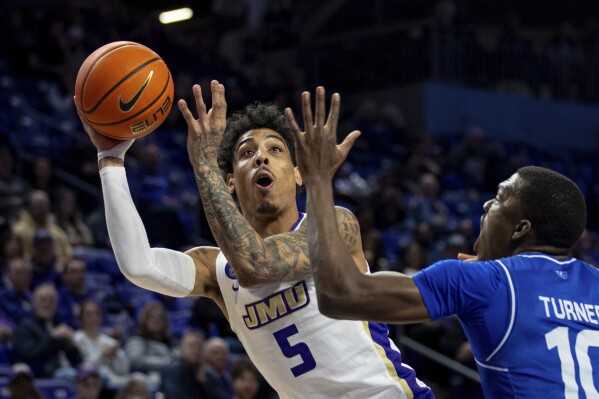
[225,263,237,280]
[225,263,239,291]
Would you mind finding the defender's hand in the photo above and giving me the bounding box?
[285,86,360,185]
[178,80,227,168]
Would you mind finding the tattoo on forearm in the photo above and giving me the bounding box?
[265,226,311,280]
[194,161,311,283]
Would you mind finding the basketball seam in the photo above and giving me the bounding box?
[82,56,161,114]
[87,70,172,126]
[79,42,135,106]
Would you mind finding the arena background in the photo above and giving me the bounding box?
[0,0,598,398]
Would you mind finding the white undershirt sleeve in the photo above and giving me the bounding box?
[100,167,196,297]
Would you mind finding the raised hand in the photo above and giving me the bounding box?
[178,80,227,169]
[284,86,360,185]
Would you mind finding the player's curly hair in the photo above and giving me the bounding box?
[217,103,296,177]
[516,166,586,249]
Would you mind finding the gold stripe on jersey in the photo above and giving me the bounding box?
[362,321,414,399]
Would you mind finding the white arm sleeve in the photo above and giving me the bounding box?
[100,167,195,297]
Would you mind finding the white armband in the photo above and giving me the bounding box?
[98,140,134,161]
[100,167,195,297]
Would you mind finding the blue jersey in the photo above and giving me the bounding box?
[413,253,599,398]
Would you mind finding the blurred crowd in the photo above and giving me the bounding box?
[309,0,599,102]
[0,0,599,398]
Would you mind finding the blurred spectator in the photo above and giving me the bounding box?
[352,99,392,153]
[547,22,584,99]
[355,207,386,272]
[160,330,221,399]
[397,151,441,195]
[12,190,72,270]
[412,222,443,262]
[57,257,90,328]
[84,192,111,249]
[129,142,187,249]
[368,177,407,230]
[404,173,448,233]
[397,241,429,275]
[262,0,297,51]
[482,143,510,193]
[74,301,130,388]
[572,229,599,266]
[28,157,60,201]
[231,358,262,399]
[53,187,94,248]
[7,363,43,399]
[333,163,371,201]
[29,229,60,287]
[45,68,78,118]
[13,283,82,379]
[0,304,14,368]
[0,306,15,357]
[74,363,105,399]
[496,14,535,86]
[0,230,24,272]
[441,233,470,260]
[456,217,475,249]
[0,258,33,324]
[125,301,175,385]
[116,373,151,399]
[0,145,29,225]
[204,337,233,399]
[447,126,489,187]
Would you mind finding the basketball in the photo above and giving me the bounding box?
[75,41,174,140]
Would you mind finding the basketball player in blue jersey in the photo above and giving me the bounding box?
[286,86,599,399]
[74,81,433,399]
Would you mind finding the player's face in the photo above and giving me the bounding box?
[228,128,301,217]
[474,173,525,261]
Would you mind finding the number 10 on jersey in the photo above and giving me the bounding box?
[545,327,599,398]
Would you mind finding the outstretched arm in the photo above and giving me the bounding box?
[179,82,367,288]
[285,87,430,324]
[73,99,219,300]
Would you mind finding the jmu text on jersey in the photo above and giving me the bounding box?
[243,281,310,329]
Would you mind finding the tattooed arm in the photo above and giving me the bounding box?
[285,87,429,323]
[258,206,368,285]
[178,82,367,288]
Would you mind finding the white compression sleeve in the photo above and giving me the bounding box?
[100,167,195,297]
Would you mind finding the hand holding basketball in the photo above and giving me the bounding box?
[74,96,125,153]
[74,41,174,140]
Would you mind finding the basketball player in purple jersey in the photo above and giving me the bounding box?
[75,81,433,399]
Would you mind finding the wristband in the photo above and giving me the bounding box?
[97,139,135,161]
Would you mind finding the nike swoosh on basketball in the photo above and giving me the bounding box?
[118,70,154,112]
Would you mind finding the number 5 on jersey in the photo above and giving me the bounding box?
[274,324,317,377]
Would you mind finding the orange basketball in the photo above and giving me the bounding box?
[75,41,174,140]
